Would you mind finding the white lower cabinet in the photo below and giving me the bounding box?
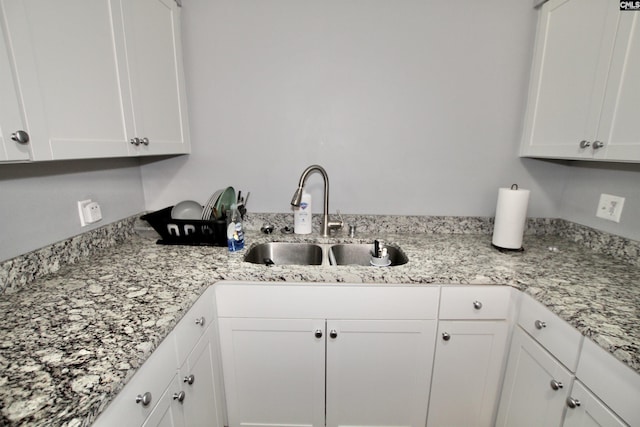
[325,319,435,427]
[215,283,439,427]
[218,317,326,427]
[142,375,185,427]
[562,380,626,427]
[427,286,512,427]
[427,320,509,427]
[496,326,574,427]
[219,317,436,427]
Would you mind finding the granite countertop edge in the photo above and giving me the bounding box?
[0,221,639,426]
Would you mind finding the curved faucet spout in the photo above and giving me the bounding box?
[291,164,342,237]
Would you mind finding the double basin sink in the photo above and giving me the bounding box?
[244,242,408,267]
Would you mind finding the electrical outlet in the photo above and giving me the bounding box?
[596,194,625,223]
[77,199,103,227]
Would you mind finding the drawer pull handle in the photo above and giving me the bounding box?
[473,301,482,310]
[566,397,581,409]
[136,392,152,406]
[183,374,195,385]
[195,317,205,327]
[442,332,451,341]
[534,320,547,330]
[173,391,186,403]
[550,379,563,390]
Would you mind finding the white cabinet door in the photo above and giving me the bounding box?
[427,320,509,427]
[180,325,224,427]
[562,381,627,427]
[496,327,574,427]
[120,0,190,156]
[598,11,640,162]
[325,320,436,427]
[218,317,326,427]
[520,0,618,160]
[0,22,29,162]
[0,0,132,160]
[142,375,186,427]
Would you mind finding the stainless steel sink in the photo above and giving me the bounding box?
[244,242,323,265]
[329,243,408,266]
[244,242,408,266]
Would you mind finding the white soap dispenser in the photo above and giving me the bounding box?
[294,191,312,234]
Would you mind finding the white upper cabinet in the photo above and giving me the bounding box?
[0,0,189,162]
[0,24,30,161]
[520,0,640,162]
[119,0,190,156]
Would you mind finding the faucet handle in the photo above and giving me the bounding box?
[328,210,344,232]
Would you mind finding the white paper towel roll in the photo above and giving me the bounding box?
[492,186,530,249]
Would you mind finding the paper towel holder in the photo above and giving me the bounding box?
[510,183,518,190]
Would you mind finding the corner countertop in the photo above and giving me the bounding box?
[0,229,638,426]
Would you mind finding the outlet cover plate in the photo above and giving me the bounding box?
[596,193,625,223]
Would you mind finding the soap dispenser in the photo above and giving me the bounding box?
[293,191,312,234]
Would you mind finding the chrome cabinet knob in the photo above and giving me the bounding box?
[550,379,563,390]
[136,392,152,406]
[11,130,29,144]
[534,320,547,330]
[314,329,323,339]
[442,332,451,341]
[195,317,205,327]
[183,374,195,385]
[329,329,338,339]
[130,137,141,146]
[579,140,591,148]
[566,397,581,409]
[173,391,186,403]
[473,301,482,310]
[593,141,604,149]
[141,137,150,146]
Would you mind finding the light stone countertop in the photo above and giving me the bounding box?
[0,225,638,426]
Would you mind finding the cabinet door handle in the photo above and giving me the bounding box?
[534,320,546,330]
[442,332,451,341]
[592,141,604,149]
[195,317,205,327]
[566,397,581,409]
[11,130,30,144]
[183,374,195,385]
[141,137,150,146]
[136,392,152,406]
[329,329,338,339]
[314,329,323,339]
[550,379,563,390]
[130,137,141,146]
[473,300,482,310]
[579,140,591,148]
[173,391,186,403]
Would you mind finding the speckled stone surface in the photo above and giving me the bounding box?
[0,214,638,426]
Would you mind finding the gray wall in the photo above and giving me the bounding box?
[140,0,567,219]
[0,159,145,261]
[559,162,640,241]
[2,0,638,263]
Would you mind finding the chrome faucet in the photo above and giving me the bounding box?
[291,164,343,237]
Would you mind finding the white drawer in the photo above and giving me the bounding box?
[439,286,512,320]
[173,286,216,365]
[518,294,583,371]
[576,338,640,427]
[215,281,440,320]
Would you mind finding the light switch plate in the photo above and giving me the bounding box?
[596,194,625,223]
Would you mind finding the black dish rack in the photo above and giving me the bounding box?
[141,206,227,246]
